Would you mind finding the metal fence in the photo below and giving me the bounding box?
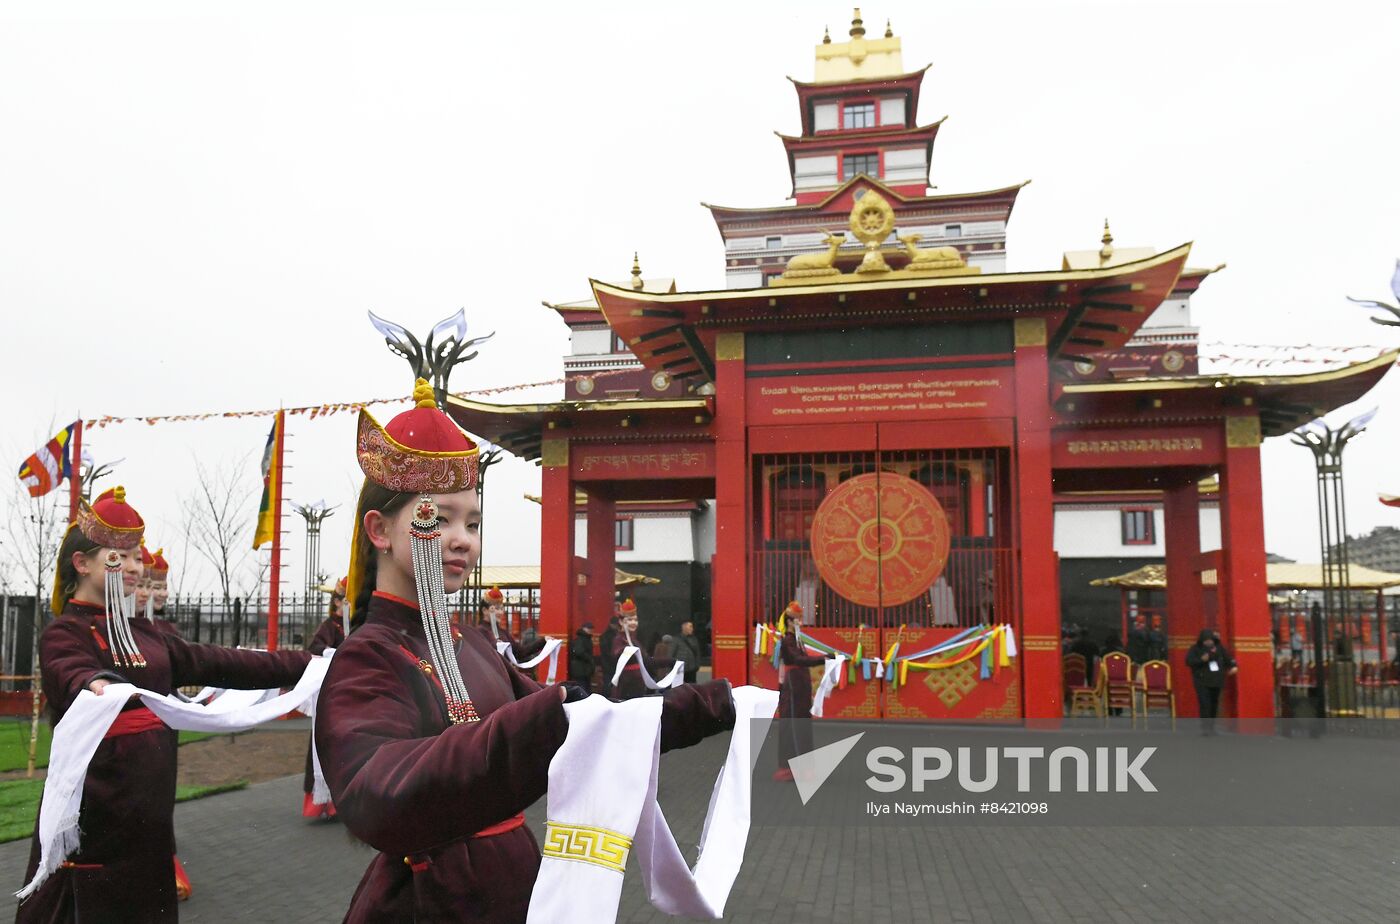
[0,588,545,693]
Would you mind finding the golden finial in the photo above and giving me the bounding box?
[631,252,644,289]
[850,7,865,38]
[822,25,831,44]
[885,19,893,38]
[113,486,126,504]
[1099,219,1114,262]
[412,377,437,409]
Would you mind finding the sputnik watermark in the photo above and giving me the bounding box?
[865,745,1157,793]
[787,734,1157,806]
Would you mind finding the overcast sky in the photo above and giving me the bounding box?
[2,0,1397,597]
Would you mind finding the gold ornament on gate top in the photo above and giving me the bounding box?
[773,187,980,286]
[850,190,895,274]
[808,472,951,609]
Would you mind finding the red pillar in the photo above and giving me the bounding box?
[710,333,750,683]
[1163,479,1204,718]
[1012,319,1060,721]
[1218,416,1275,717]
[584,490,617,632]
[539,438,574,643]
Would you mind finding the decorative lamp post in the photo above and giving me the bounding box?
[292,500,336,641]
[1291,408,1376,716]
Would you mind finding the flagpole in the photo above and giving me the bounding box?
[267,409,285,650]
[68,418,83,521]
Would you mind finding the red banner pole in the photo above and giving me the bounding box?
[68,418,83,524]
[267,409,285,650]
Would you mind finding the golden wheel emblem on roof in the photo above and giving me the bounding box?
[850,190,895,274]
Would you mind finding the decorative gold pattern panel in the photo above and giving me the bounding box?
[542,821,632,874]
[715,332,745,361]
[921,661,981,708]
[1014,318,1047,348]
[540,439,569,468]
[1224,416,1261,449]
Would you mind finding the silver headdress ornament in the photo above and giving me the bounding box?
[103,551,145,668]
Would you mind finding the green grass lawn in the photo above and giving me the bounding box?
[0,721,234,773]
[0,777,250,844]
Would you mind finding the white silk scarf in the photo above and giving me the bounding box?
[17,656,331,899]
[527,685,778,922]
[496,636,563,685]
[609,646,685,691]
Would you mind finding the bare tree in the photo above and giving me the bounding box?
[181,457,255,608]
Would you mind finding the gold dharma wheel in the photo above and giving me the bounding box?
[809,472,951,609]
[848,190,896,245]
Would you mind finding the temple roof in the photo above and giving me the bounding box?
[590,243,1192,386]
[444,395,710,461]
[1057,350,1398,437]
[1092,562,1400,591]
[478,564,660,591]
[705,176,1028,223]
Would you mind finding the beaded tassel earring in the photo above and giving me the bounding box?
[103,551,145,668]
[409,496,478,724]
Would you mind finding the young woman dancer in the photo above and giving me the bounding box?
[315,379,736,922]
[17,487,314,923]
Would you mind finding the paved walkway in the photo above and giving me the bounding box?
[2,728,1397,922]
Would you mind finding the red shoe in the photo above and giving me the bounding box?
[772,768,794,782]
[173,856,192,901]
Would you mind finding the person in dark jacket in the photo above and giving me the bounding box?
[1068,629,1099,683]
[674,620,703,684]
[1186,628,1237,734]
[568,622,596,693]
[774,601,827,782]
[598,614,621,699]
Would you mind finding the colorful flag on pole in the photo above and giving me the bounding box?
[253,415,281,549]
[17,422,79,498]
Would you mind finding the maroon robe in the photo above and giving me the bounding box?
[315,593,734,923]
[303,616,348,800]
[475,621,544,664]
[609,632,676,701]
[17,600,313,924]
[776,631,825,769]
[149,610,182,640]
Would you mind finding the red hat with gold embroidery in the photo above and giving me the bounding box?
[356,378,479,494]
[786,601,803,616]
[58,487,147,667]
[140,540,155,578]
[483,586,504,605]
[620,599,637,615]
[347,376,482,725]
[151,548,170,579]
[76,486,145,550]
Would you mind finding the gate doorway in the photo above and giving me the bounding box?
[749,439,1020,720]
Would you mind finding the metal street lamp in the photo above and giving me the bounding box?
[1292,408,1376,716]
[293,500,336,641]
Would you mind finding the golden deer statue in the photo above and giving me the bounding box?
[782,231,845,277]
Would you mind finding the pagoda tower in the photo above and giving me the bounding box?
[705,8,1027,288]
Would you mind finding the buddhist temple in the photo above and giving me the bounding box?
[449,10,1397,721]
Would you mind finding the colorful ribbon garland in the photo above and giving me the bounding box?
[752,622,1017,692]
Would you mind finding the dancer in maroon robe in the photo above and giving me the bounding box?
[139,544,193,900]
[609,598,675,700]
[477,585,545,663]
[147,549,182,640]
[773,601,825,782]
[316,376,735,923]
[16,487,314,924]
[302,577,348,819]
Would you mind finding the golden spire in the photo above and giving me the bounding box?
[850,7,865,38]
[631,252,643,289]
[822,25,831,44]
[885,19,893,38]
[1099,219,1114,263]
